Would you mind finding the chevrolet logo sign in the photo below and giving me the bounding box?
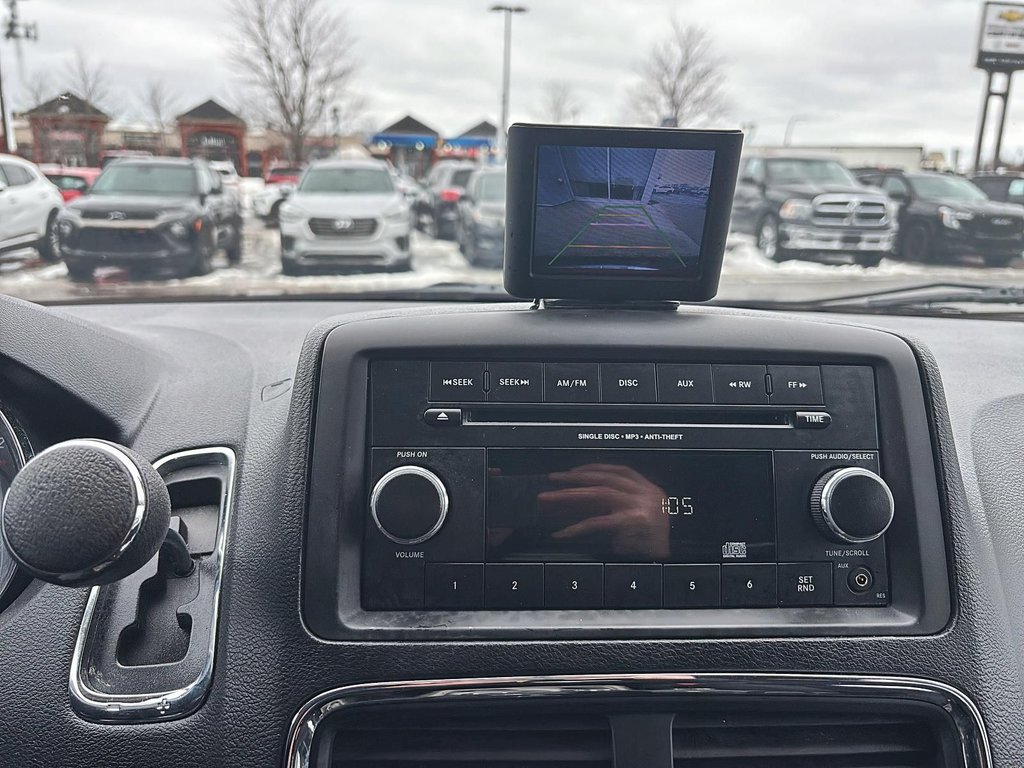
[999,9,1024,22]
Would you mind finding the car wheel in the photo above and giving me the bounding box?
[38,211,61,263]
[225,222,244,265]
[266,201,283,229]
[901,224,932,262]
[190,234,214,277]
[854,252,883,268]
[66,262,95,283]
[757,215,789,262]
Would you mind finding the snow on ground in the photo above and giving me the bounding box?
[0,219,1019,305]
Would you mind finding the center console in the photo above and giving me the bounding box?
[302,308,950,640]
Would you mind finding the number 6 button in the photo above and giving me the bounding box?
[484,563,544,609]
[721,564,778,607]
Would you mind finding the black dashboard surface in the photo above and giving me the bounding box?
[0,296,1022,766]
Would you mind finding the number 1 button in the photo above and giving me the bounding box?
[484,563,544,609]
[425,563,484,610]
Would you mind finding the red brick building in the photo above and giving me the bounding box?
[25,93,110,166]
[176,99,247,174]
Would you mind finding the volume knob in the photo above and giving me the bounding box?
[370,466,448,545]
[810,467,894,544]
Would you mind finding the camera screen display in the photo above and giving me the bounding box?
[532,145,716,277]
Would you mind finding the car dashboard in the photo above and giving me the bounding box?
[0,295,1021,766]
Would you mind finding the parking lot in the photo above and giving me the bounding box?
[1,211,1022,305]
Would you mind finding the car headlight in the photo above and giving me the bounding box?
[279,204,305,223]
[169,220,191,239]
[383,206,409,222]
[939,206,973,230]
[779,199,814,221]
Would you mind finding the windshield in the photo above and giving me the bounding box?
[765,159,857,186]
[0,1,1020,312]
[909,175,988,202]
[477,173,507,202]
[90,165,197,196]
[298,167,394,194]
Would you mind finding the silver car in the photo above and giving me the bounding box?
[278,160,412,275]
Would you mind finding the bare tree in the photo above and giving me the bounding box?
[65,49,114,112]
[540,80,582,124]
[229,0,359,162]
[139,79,180,152]
[19,70,52,110]
[627,20,726,127]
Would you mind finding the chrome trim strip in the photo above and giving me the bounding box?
[821,466,894,544]
[0,408,27,469]
[370,465,448,545]
[284,673,991,768]
[68,446,236,723]
[1,439,147,585]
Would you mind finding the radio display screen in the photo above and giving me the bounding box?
[486,449,775,564]
[532,145,716,278]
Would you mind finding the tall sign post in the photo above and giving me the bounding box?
[974,2,1024,170]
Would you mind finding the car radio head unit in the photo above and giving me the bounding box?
[504,123,743,302]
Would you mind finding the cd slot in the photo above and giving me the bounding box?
[464,405,791,428]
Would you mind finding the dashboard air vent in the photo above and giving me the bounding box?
[672,708,943,768]
[330,706,613,767]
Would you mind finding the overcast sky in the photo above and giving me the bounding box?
[1,0,1017,161]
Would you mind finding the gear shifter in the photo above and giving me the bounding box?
[0,438,193,587]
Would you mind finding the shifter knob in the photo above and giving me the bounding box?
[1,439,172,586]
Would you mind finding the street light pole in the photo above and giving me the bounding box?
[1,0,40,154]
[490,4,527,156]
[783,115,809,147]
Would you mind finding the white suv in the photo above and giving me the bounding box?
[278,159,412,275]
[0,156,64,263]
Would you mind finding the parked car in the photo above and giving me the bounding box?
[731,155,896,267]
[265,163,305,186]
[209,161,241,194]
[56,158,244,282]
[423,160,478,239]
[456,166,506,267]
[278,159,412,276]
[40,166,102,203]
[856,169,1024,267]
[253,183,294,227]
[969,171,1024,206]
[0,156,64,263]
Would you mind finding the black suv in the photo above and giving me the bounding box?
[857,169,1024,267]
[970,172,1024,206]
[56,158,244,282]
[731,155,896,267]
[422,160,478,239]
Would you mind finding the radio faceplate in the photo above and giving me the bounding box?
[302,308,950,639]
[364,361,890,613]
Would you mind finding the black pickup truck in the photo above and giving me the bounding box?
[730,155,896,267]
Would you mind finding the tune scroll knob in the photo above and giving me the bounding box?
[810,467,894,544]
[370,466,449,545]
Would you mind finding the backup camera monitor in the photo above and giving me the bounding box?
[504,124,742,302]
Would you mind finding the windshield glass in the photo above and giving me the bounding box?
[90,165,197,196]
[909,175,988,202]
[477,173,506,202]
[298,167,394,194]
[0,1,1020,311]
[765,159,857,186]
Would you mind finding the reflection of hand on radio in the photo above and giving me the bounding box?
[539,463,670,559]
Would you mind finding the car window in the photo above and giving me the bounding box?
[1008,179,1024,201]
[908,174,987,201]
[91,165,199,196]
[47,175,90,192]
[744,158,765,183]
[298,167,394,194]
[477,173,506,202]
[881,176,910,197]
[765,159,856,186]
[451,169,475,188]
[1,164,33,186]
